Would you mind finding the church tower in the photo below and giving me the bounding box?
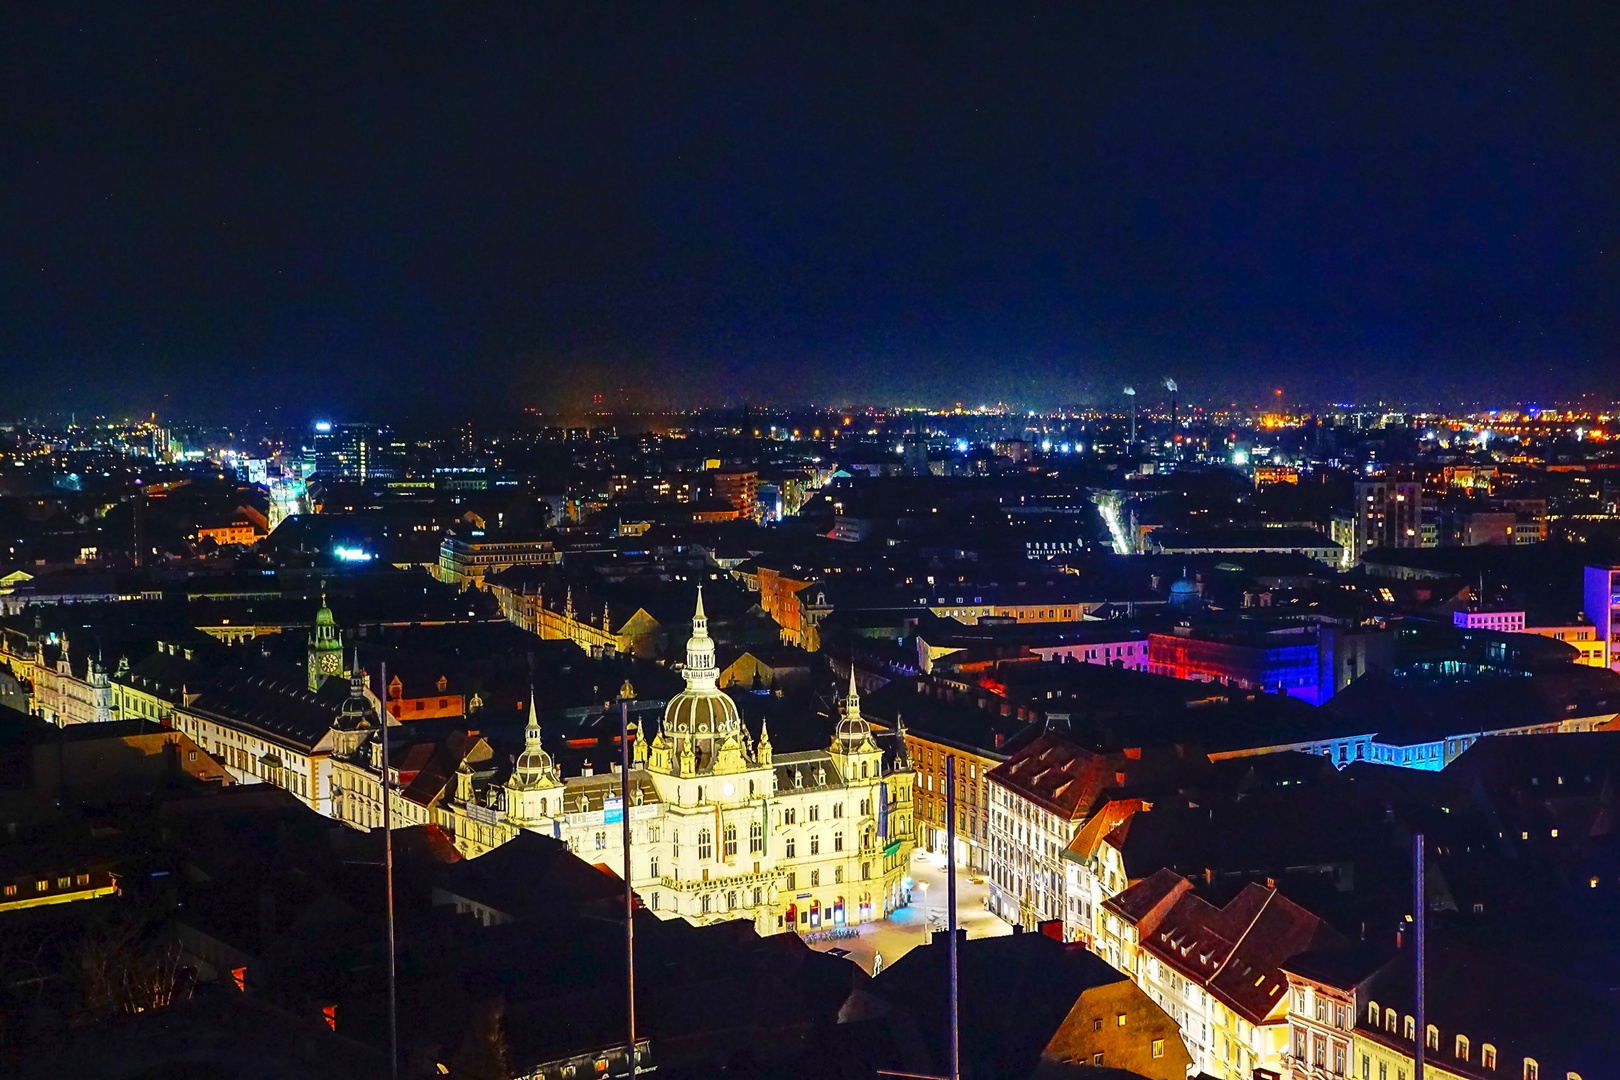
[308,590,346,691]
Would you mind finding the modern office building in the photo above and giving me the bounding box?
[1582,565,1620,673]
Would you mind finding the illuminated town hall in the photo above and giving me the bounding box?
[354,589,917,937]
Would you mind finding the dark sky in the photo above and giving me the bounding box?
[4,4,1618,418]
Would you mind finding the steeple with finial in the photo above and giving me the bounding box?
[831,662,878,764]
[509,689,560,794]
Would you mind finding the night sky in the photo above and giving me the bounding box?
[5,5,1618,418]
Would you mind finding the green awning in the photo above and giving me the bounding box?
[883,839,903,858]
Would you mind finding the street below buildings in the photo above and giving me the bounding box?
[804,848,1011,975]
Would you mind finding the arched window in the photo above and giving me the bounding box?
[1456,1035,1470,1062]
[697,785,705,803]
[1404,1015,1415,1040]
[785,837,796,857]
[724,824,737,857]
[1523,1060,1538,1080]
[783,807,796,825]
[1385,1008,1397,1033]
[834,832,844,852]
[810,834,820,855]
[698,828,712,860]
[750,821,763,853]
[1482,1045,1497,1070]
[1368,1001,1380,1025]
[861,762,868,778]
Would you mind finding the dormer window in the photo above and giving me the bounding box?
[1426,1025,1439,1051]
[1482,1045,1497,1070]
[1368,1001,1380,1025]
[1385,1008,1397,1033]
[1404,1015,1415,1040]
[1523,1060,1537,1080]
[1456,1036,1469,1061]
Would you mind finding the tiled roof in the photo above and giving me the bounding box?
[987,731,1116,821]
[1111,875,1343,1026]
[183,661,351,750]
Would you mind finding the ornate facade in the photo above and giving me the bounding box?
[402,588,917,937]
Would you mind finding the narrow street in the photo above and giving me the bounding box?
[804,848,1012,975]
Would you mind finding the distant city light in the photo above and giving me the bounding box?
[314,420,332,433]
[333,546,373,562]
[1231,449,1249,466]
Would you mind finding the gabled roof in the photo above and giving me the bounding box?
[1108,874,1343,1026]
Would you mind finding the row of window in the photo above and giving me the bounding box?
[1365,1002,1562,1078]
[3,873,93,896]
[781,799,871,824]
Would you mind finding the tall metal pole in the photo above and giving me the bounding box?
[620,685,637,1078]
[380,660,398,1080]
[1414,833,1425,1080]
[946,755,960,1080]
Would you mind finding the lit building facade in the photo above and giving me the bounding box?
[368,590,916,938]
[1581,564,1620,673]
[30,639,112,726]
[1097,871,1340,1080]
[1452,609,1526,632]
[436,530,560,589]
[1352,479,1424,564]
[1522,620,1608,669]
[901,729,1001,870]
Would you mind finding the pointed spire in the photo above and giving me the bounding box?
[525,687,542,749]
[681,584,718,690]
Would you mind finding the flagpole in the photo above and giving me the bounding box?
[380,659,398,1080]
[620,682,638,1078]
[946,755,960,1080]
